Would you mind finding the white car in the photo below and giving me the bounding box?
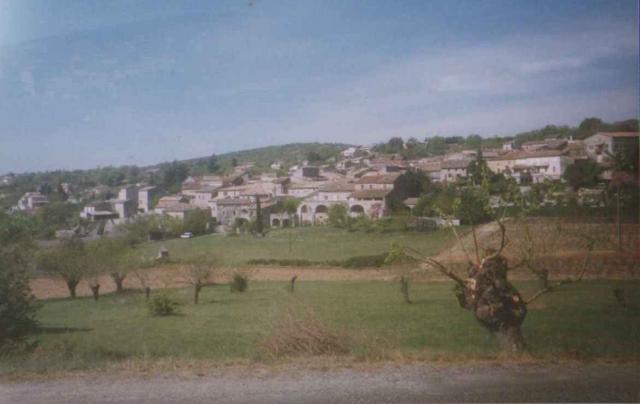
[180,232,194,239]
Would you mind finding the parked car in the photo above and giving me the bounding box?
[180,232,194,239]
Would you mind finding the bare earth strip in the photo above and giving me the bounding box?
[1,363,638,403]
[29,267,398,299]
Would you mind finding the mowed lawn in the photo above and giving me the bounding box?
[136,226,460,265]
[3,280,639,374]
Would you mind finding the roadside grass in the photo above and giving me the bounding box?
[135,226,460,266]
[2,280,639,375]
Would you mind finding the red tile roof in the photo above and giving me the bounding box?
[354,173,400,184]
[350,189,392,199]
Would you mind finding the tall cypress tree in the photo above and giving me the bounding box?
[254,196,264,236]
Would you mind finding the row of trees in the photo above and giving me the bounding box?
[37,237,144,299]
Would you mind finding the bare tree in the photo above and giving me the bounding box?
[133,268,151,300]
[399,276,412,304]
[88,278,101,301]
[289,275,298,293]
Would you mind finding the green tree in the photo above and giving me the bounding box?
[36,202,80,239]
[454,187,491,225]
[467,150,490,186]
[280,198,300,252]
[328,204,349,228]
[465,134,482,149]
[183,209,210,236]
[38,238,87,299]
[207,154,220,173]
[306,151,323,164]
[0,251,39,345]
[0,211,39,345]
[86,237,133,293]
[161,161,189,193]
[562,160,603,191]
[254,197,264,236]
[424,136,448,156]
[576,117,603,139]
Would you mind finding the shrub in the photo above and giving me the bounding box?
[246,258,315,267]
[328,204,349,228]
[246,254,391,268]
[148,294,180,316]
[0,262,39,346]
[230,273,248,293]
[341,253,389,268]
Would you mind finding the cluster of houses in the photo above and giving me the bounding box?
[11,131,639,234]
[417,132,638,184]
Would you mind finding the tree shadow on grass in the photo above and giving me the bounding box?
[205,297,270,305]
[34,326,93,335]
[404,298,438,305]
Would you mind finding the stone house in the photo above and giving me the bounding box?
[216,196,276,230]
[583,132,639,163]
[487,149,573,183]
[80,201,117,220]
[137,186,159,213]
[297,181,354,224]
[118,185,138,202]
[440,160,472,182]
[16,192,49,211]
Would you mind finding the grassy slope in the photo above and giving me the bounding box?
[3,280,639,374]
[136,227,460,266]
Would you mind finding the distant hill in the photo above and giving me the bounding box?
[154,142,353,174]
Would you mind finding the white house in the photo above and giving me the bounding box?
[583,132,639,163]
[138,186,158,213]
[16,192,49,211]
[487,149,573,183]
[440,160,472,182]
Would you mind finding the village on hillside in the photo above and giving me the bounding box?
[7,130,639,239]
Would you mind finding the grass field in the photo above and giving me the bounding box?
[3,280,639,375]
[136,226,461,266]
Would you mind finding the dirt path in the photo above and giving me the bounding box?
[1,363,638,403]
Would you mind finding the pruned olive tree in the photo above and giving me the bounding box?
[388,182,594,352]
[86,237,134,293]
[132,257,155,300]
[182,256,219,304]
[38,237,87,299]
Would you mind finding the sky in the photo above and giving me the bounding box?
[0,0,638,173]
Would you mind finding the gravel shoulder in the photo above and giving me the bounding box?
[1,362,638,403]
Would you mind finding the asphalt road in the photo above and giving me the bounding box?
[1,363,638,403]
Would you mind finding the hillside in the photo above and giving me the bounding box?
[160,142,353,174]
[0,142,351,209]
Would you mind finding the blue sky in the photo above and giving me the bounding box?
[0,0,637,173]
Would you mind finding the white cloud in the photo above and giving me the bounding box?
[19,69,35,95]
[253,20,638,142]
[520,57,587,74]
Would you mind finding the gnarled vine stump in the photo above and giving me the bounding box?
[454,254,527,352]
